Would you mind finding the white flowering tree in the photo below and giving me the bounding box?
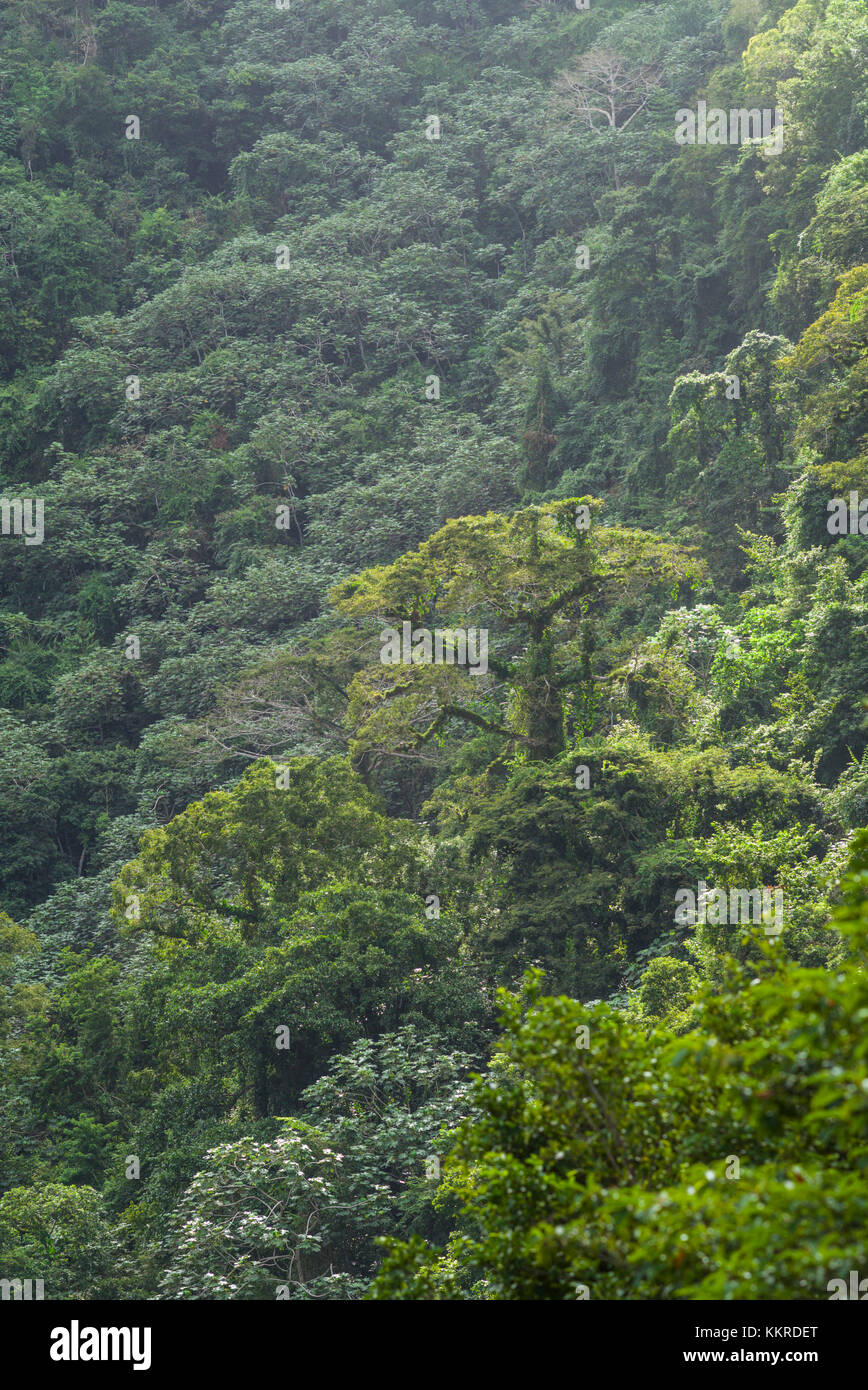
[159,1125,351,1300]
[158,1030,477,1299]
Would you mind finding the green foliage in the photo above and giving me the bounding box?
[0,1183,119,1300]
[0,0,866,1304]
[333,501,703,766]
[371,829,868,1299]
[158,1027,477,1298]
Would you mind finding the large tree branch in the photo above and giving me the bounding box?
[514,580,593,631]
[416,703,515,746]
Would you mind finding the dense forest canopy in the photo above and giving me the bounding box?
[0,0,866,1302]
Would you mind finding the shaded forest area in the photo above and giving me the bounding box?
[0,0,867,1299]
